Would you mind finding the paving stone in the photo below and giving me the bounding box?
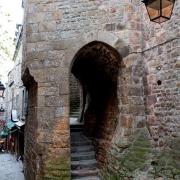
[0,153,24,180]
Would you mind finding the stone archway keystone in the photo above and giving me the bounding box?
[67,31,130,72]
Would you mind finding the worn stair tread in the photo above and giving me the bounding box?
[71,151,95,157]
[70,124,84,128]
[72,176,100,180]
[71,159,97,170]
[71,139,92,143]
[71,151,95,161]
[71,131,99,179]
[71,169,99,177]
[71,129,84,132]
[72,159,97,165]
[71,145,94,153]
[71,132,89,137]
[71,152,95,161]
[71,141,92,146]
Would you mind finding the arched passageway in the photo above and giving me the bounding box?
[70,41,122,167]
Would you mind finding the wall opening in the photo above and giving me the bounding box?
[22,69,38,179]
[71,41,122,167]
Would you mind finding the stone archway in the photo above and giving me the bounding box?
[70,41,123,168]
[22,31,131,179]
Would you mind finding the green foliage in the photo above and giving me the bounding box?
[0,5,15,60]
[0,41,12,57]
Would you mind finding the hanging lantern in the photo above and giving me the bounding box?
[142,0,176,23]
[0,106,5,113]
[0,81,5,98]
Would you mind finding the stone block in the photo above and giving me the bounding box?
[54,119,69,131]
[38,86,59,96]
[147,116,157,126]
[37,107,55,122]
[129,105,145,116]
[27,43,36,53]
[37,95,45,107]
[120,115,133,128]
[45,95,69,107]
[52,39,76,50]
[26,23,38,34]
[175,62,180,68]
[98,31,119,47]
[83,30,98,43]
[104,23,116,31]
[147,95,157,107]
[55,106,69,118]
[129,86,143,96]
[38,21,57,32]
[36,42,53,52]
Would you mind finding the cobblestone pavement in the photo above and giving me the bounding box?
[0,153,24,180]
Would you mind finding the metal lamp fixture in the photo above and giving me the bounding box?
[142,0,176,23]
[0,81,5,98]
[0,106,5,113]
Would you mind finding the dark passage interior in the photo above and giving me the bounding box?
[71,41,122,155]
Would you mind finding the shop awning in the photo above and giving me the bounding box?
[6,121,15,129]
[15,120,25,128]
[0,129,8,138]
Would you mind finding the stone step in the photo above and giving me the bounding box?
[70,124,84,129]
[70,115,80,118]
[70,125,84,132]
[71,107,79,109]
[70,110,80,113]
[71,136,91,143]
[70,116,79,119]
[70,109,79,112]
[70,109,80,112]
[72,176,100,180]
[71,131,99,179]
[71,159,97,170]
[71,145,94,153]
[71,141,92,147]
[71,128,84,132]
[71,169,99,178]
[70,112,79,116]
[71,151,95,161]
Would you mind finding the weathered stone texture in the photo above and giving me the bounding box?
[143,38,180,147]
[22,0,180,179]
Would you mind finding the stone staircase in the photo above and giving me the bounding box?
[70,99,80,119]
[71,125,100,180]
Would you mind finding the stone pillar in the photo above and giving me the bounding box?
[22,70,71,180]
[22,0,71,178]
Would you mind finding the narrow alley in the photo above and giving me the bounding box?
[0,153,24,180]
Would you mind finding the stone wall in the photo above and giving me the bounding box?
[24,75,38,180]
[22,0,180,179]
[4,35,26,123]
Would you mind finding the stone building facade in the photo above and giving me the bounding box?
[22,0,180,179]
[0,97,5,130]
[5,26,27,123]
